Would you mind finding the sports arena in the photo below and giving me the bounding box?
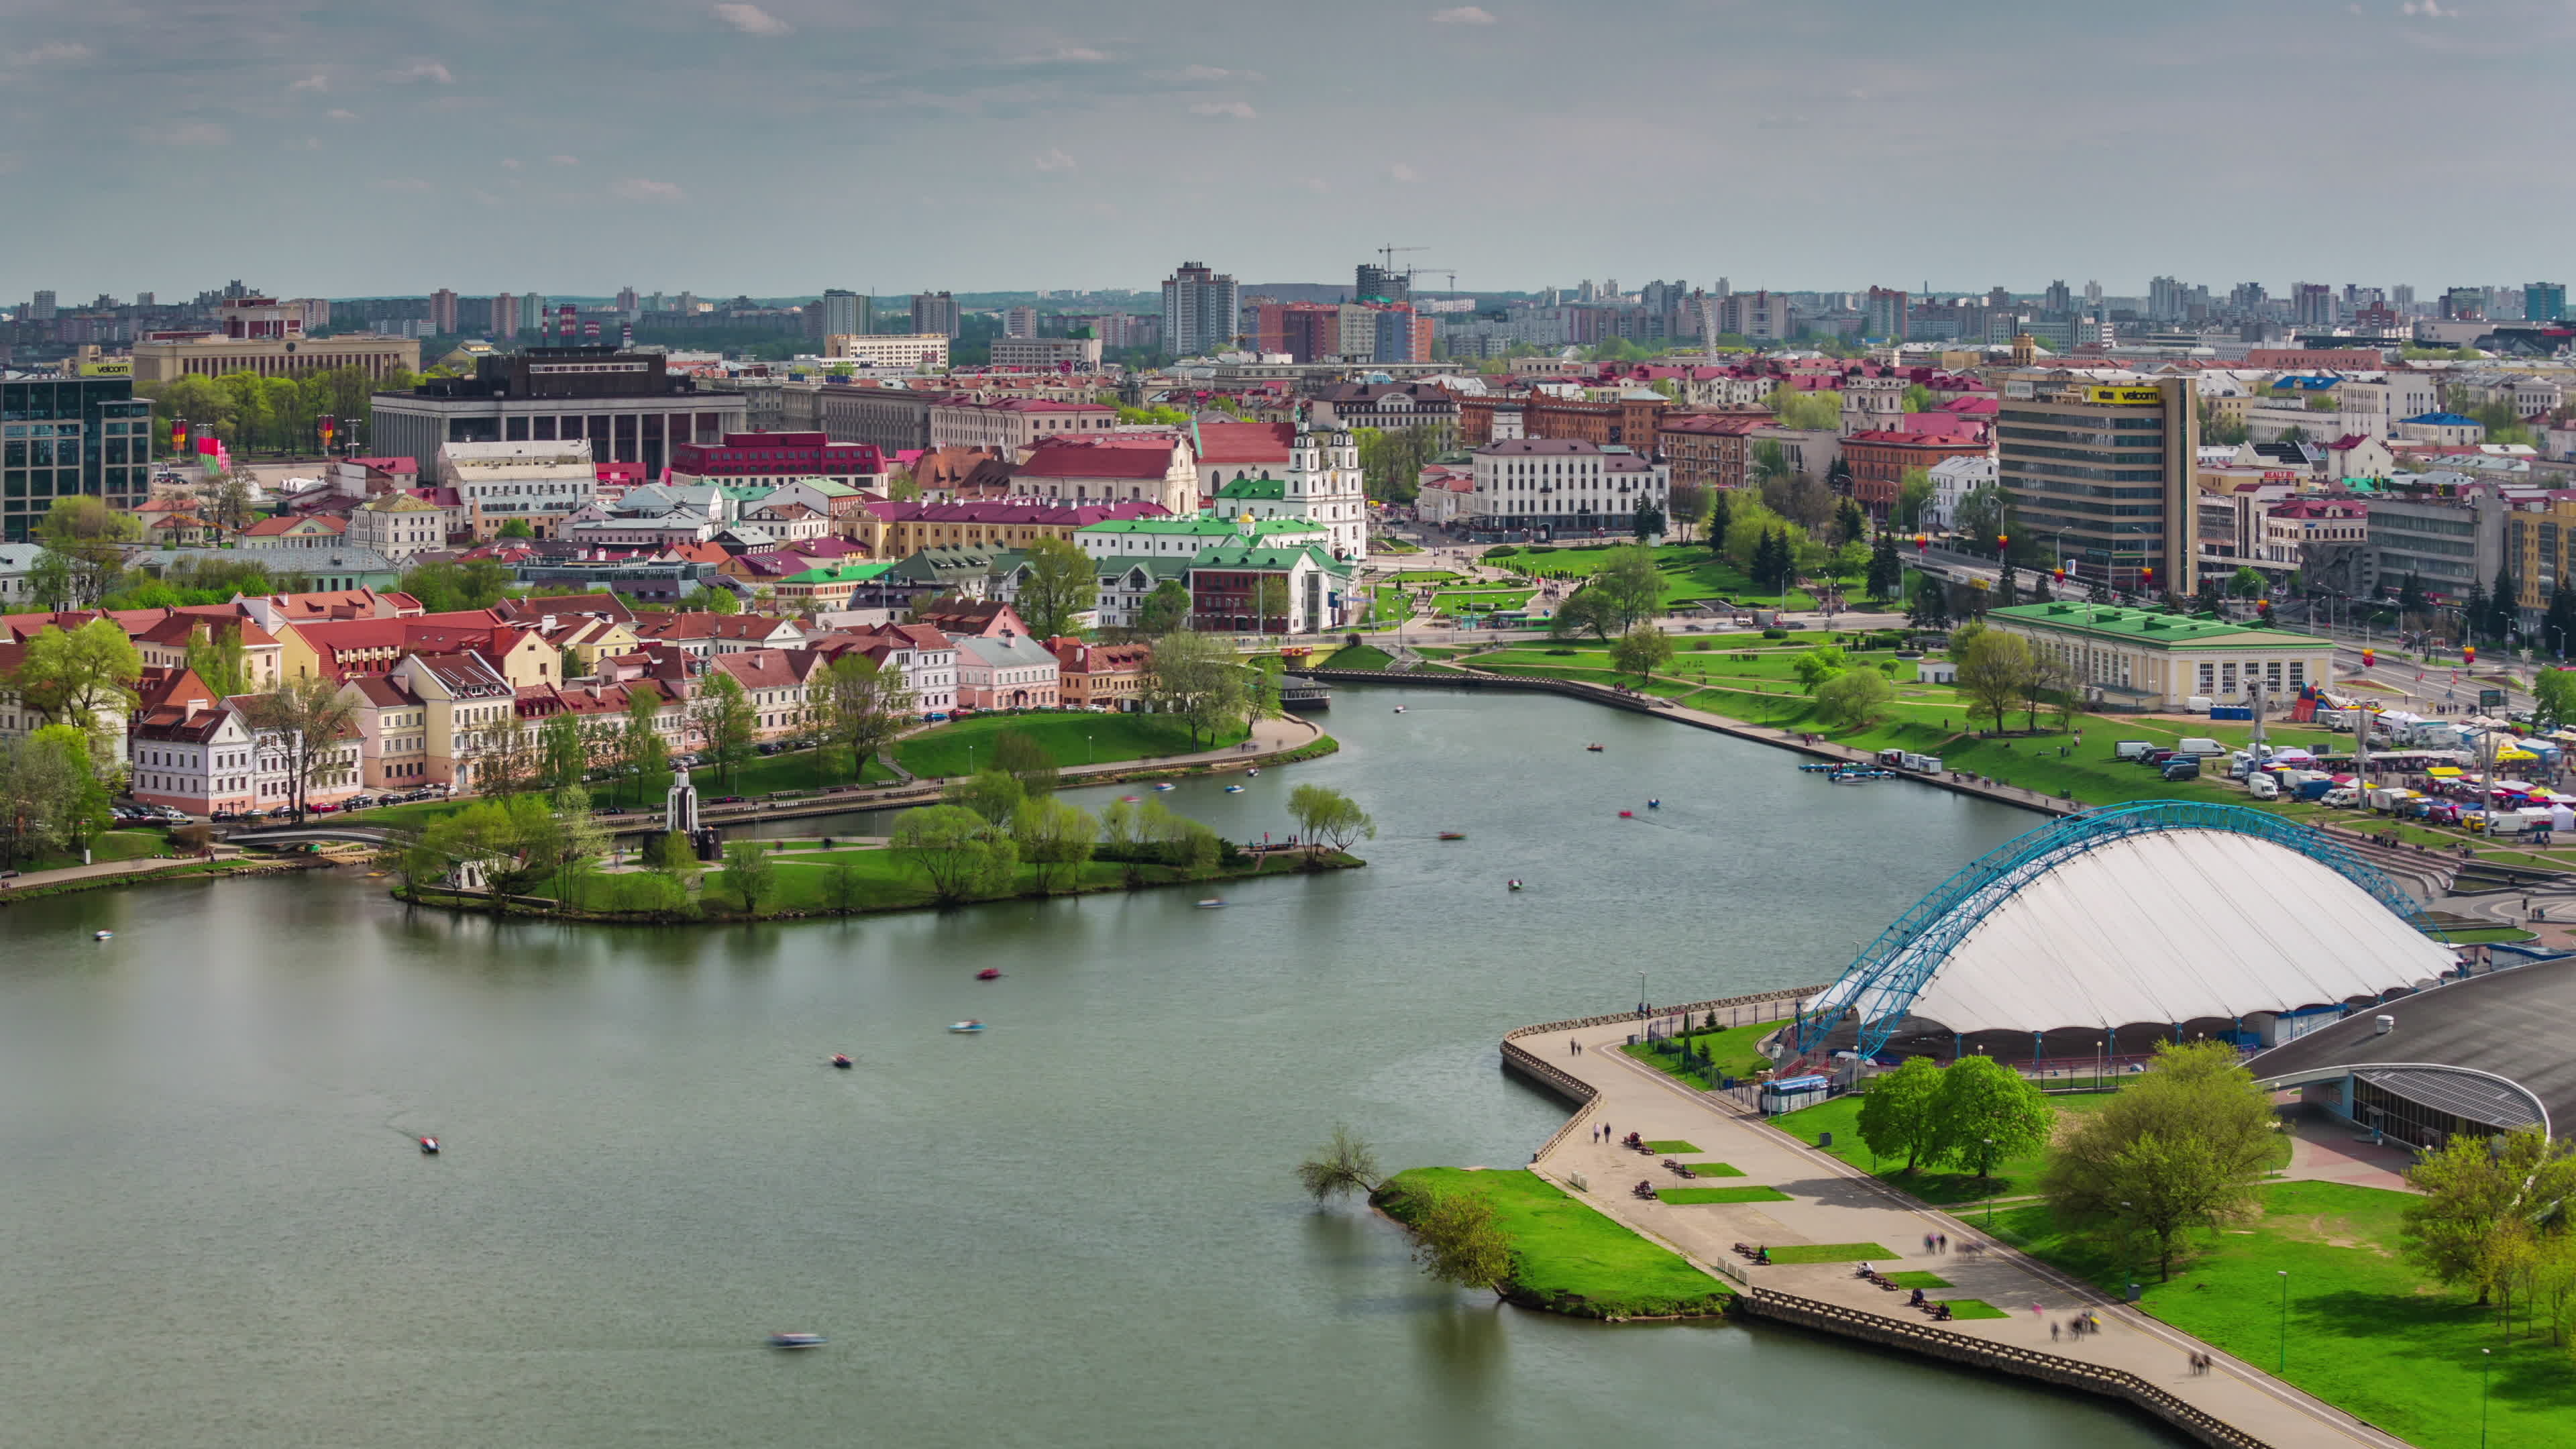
[1784,802,2465,1077]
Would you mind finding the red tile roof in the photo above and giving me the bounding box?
[1191,421,1295,464]
[1014,440,1182,480]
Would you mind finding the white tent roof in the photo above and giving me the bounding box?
[1851,830,2455,1036]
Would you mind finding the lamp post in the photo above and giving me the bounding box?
[1086,733,1094,765]
[1984,1137,1996,1226]
[2275,1269,2290,1374]
[2121,1200,2135,1299]
[2482,1347,2493,1448]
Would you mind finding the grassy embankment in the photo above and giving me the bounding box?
[1485,542,1823,611]
[1622,1017,1791,1089]
[1373,1167,1732,1319]
[1994,1181,2576,1449]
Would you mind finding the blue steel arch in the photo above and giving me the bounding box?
[1791,802,2440,1058]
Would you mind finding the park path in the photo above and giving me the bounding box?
[1509,1022,2408,1449]
[0,847,247,895]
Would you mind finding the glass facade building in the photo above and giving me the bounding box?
[1995,376,2198,596]
[1,376,153,541]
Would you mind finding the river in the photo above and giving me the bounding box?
[0,684,2190,1447]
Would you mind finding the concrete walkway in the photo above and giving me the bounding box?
[1515,1022,2407,1449]
[0,848,244,894]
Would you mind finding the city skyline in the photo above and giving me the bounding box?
[6,1,2575,298]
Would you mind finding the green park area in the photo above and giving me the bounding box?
[1428,586,1537,614]
[1623,1017,1792,1089]
[1656,1185,1792,1205]
[1324,643,1397,672]
[1389,569,1464,584]
[1373,1168,1732,1318]
[1757,1242,1893,1265]
[1992,1181,2576,1449]
[891,710,1240,780]
[1487,542,1821,610]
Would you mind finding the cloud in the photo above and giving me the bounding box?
[549,154,580,166]
[1389,162,1421,182]
[1190,100,1256,119]
[611,177,686,203]
[2400,0,2454,12]
[1013,44,1110,64]
[388,60,453,84]
[289,73,327,92]
[1301,176,1330,194]
[1182,64,1240,81]
[1430,6,1496,23]
[8,42,91,66]
[1034,147,1076,172]
[327,108,358,121]
[712,3,792,36]
[138,121,231,146]
[370,176,434,193]
[501,156,521,169]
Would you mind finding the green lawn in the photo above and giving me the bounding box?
[1430,587,1538,612]
[1772,1090,2148,1206]
[894,711,1244,780]
[1683,1162,1746,1178]
[694,744,888,798]
[1375,1167,1732,1318]
[1758,1242,1894,1264]
[1883,1271,1951,1289]
[1992,1181,2576,1449]
[1367,586,1413,626]
[1623,1017,1791,1089]
[2442,926,2539,945]
[1658,1185,1793,1205]
[1935,1299,2011,1321]
[1500,543,1823,610]
[1323,643,1396,672]
[1642,1140,1701,1155]
[682,843,1324,916]
[25,828,175,872]
[1389,569,1463,584]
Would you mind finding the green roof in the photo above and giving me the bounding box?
[1187,544,1355,578]
[1215,476,1287,501]
[1985,602,2324,651]
[794,478,864,498]
[1078,513,1325,539]
[780,561,894,585]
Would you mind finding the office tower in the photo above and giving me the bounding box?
[0,374,152,540]
[1355,264,1409,305]
[2043,280,2072,313]
[2527,283,2566,323]
[1997,375,2196,596]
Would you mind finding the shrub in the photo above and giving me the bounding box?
[1762,628,1788,640]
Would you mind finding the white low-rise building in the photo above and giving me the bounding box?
[1926,455,1994,531]
[1463,438,1669,537]
[437,440,599,538]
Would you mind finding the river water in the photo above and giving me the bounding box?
[0,684,2189,1447]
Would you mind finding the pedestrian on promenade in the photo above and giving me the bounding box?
[1937,1232,1947,1252]
[1570,1038,1580,1057]
[2051,1322,2061,1342]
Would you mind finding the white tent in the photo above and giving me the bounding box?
[1831,829,2454,1037]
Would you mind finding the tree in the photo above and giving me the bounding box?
[209,467,259,532]
[690,671,759,786]
[1893,468,1934,531]
[1833,498,1868,549]
[890,803,1019,904]
[682,584,742,614]
[1907,574,1951,629]
[1288,783,1374,853]
[497,517,537,540]
[1993,558,2019,608]
[1866,531,1904,600]
[1814,667,1894,729]
[1405,1186,1515,1297]
[181,622,252,699]
[1294,1124,1383,1207]
[1855,1057,1947,1171]
[2022,649,2074,733]
[1009,794,1096,894]
[1765,386,1843,432]
[651,827,698,874]
[622,683,669,808]
[810,653,915,786]
[2039,1040,2280,1281]
[991,728,1059,796]
[1951,623,2033,734]
[1707,487,1733,558]
[2535,669,2576,731]
[945,768,1026,825]
[1549,586,1617,641]
[1136,580,1193,635]
[539,713,590,794]
[1902,382,1936,413]
[1666,482,1711,543]
[33,496,142,607]
[2227,566,2267,601]
[11,619,144,761]
[0,731,93,866]
[475,708,537,800]
[1142,628,1244,747]
[2193,574,2223,616]
[1791,643,1849,692]
[1018,535,1100,640]
[2488,559,2521,645]
[1952,485,2008,551]
[716,837,777,914]
[1587,544,1664,632]
[1609,625,1674,682]
[244,674,361,818]
[398,558,515,613]
[1630,502,1666,541]
[2398,571,2429,623]
[1929,1053,2055,1183]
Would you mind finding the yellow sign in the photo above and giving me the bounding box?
[2085,386,2163,407]
[72,360,131,376]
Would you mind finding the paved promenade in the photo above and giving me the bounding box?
[1511,1020,2408,1449]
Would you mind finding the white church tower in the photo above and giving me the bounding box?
[1286,422,1369,561]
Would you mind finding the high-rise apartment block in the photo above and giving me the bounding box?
[490,293,521,339]
[2528,283,2567,323]
[1161,262,1238,357]
[1996,375,2197,596]
[429,288,460,335]
[30,290,59,322]
[910,291,960,339]
[1003,306,1039,339]
[820,289,864,338]
[1863,286,1907,341]
[1355,264,1409,305]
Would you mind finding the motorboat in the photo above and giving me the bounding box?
[948,1021,987,1034]
[1246,768,1259,776]
[830,1054,853,1069]
[1618,810,1635,818]
[1797,762,1839,773]
[768,1332,827,1349]
[975,967,1003,981]
[93,930,113,941]
[1393,705,1407,713]
[419,1136,439,1155]
[1646,800,1661,809]
[1152,783,1177,792]
[1194,898,1226,909]
[1507,879,1524,891]
[1438,830,1466,841]
[1585,743,1605,753]
[1224,784,1245,794]
[1120,795,1141,803]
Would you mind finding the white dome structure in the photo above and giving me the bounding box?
[1793,802,2457,1059]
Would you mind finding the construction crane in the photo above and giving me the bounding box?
[1376,244,1428,272]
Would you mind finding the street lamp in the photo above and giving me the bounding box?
[2482,1348,2493,1448]
[2276,1269,2290,1373]
[1983,1137,1996,1226]
[2120,1200,2135,1299]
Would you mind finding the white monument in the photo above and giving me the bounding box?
[667,766,700,837]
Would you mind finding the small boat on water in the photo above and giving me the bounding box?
[1437,830,1466,841]
[1194,898,1226,909]
[1246,768,1259,777]
[1507,879,1524,891]
[976,967,1003,981]
[1120,795,1142,803]
[830,1054,853,1069]
[419,1136,439,1155]
[768,1332,827,1350]
[1585,743,1605,753]
[1646,799,1661,809]
[1393,705,1407,713]
[1829,767,1898,784]
[1618,810,1635,818]
[1224,784,1245,794]
[1152,783,1177,792]
[949,1020,987,1034]
[93,930,113,941]
[1797,762,1839,774]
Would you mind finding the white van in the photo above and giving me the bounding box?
[2176,738,2228,758]
[2245,773,2279,801]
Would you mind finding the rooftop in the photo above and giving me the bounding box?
[1986,602,2326,649]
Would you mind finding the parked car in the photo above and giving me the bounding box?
[712,794,747,804]
[2161,758,2202,782]
[308,802,339,814]
[2141,748,2176,767]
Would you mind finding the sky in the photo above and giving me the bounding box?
[4,0,2573,303]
